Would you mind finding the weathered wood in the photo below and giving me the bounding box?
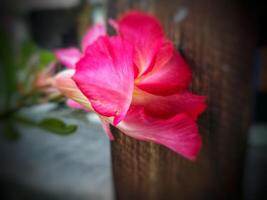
[109,0,257,199]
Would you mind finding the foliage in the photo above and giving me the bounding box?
[0,30,77,139]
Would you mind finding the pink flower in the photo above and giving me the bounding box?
[54,11,206,160]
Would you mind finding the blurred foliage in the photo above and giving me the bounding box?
[14,115,77,136]
[38,51,56,69]
[18,40,37,69]
[38,118,77,135]
[0,28,16,112]
[0,28,77,139]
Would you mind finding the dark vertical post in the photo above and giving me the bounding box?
[108,0,257,199]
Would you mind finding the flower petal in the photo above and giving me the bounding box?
[81,23,106,52]
[117,11,165,75]
[117,106,202,160]
[66,99,91,112]
[132,89,206,120]
[136,50,192,95]
[100,117,114,140]
[54,69,92,111]
[54,48,82,69]
[74,36,134,125]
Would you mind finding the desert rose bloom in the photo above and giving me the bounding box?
[54,11,206,160]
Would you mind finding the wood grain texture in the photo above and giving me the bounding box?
[108,0,257,199]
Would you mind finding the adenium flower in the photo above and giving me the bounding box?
[54,11,206,160]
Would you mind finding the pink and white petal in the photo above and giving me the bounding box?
[81,23,106,52]
[54,69,93,111]
[66,99,91,112]
[54,48,82,69]
[118,11,165,75]
[74,36,134,125]
[99,117,114,140]
[132,89,206,120]
[117,106,202,160]
[136,51,192,96]
[67,99,84,109]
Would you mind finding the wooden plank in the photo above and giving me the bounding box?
[108,0,257,199]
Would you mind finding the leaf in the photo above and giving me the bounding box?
[14,115,78,136]
[38,51,56,69]
[18,40,37,68]
[38,118,77,135]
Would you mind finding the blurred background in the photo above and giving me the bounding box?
[0,0,266,200]
[0,0,114,200]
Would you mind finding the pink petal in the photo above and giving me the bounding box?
[117,106,202,160]
[54,48,82,69]
[100,117,114,140]
[53,69,93,111]
[66,99,91,112]
[132,89,206,120]
[66,99,83,109]
[136,50,192,96]
[81,23,106,52]
[34,63,56,88]
[117,11,165,76]
[74,36,134,125]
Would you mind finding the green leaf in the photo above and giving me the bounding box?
[38,51,56,69]
[14,115,77,136]
[38,118,77,135]
[18,40,37,68]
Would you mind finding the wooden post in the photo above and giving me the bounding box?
[108,0,257,199]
